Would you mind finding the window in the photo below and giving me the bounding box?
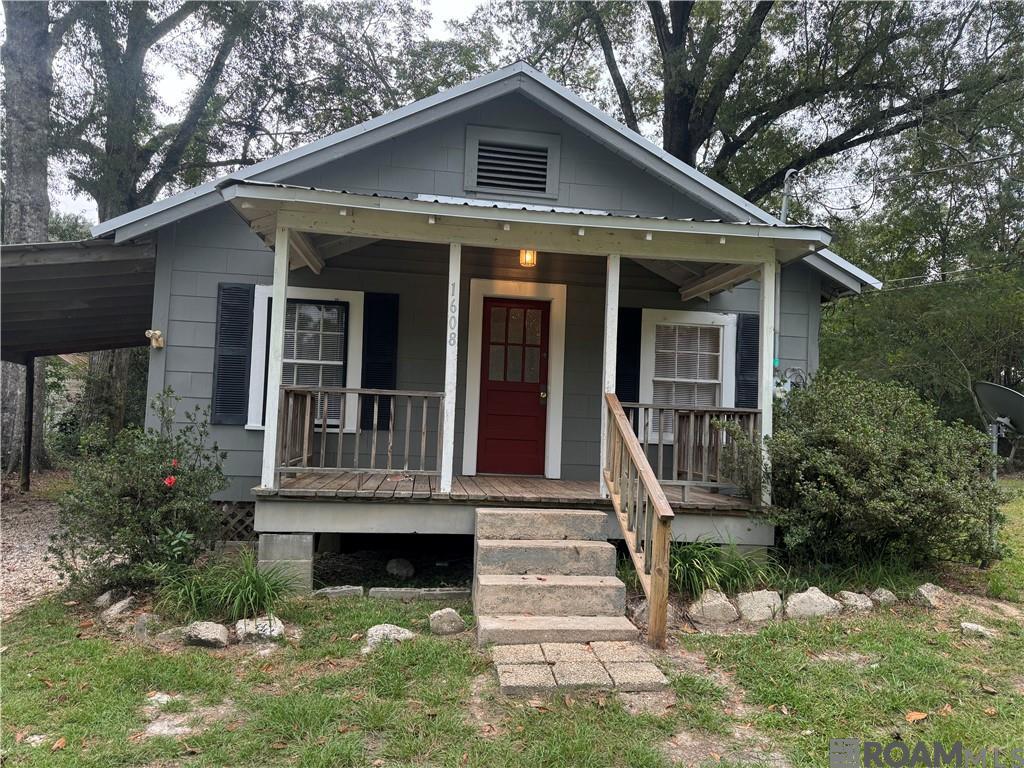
[465,126,561,199]
[283,299,348,421]
[639,309,737,438]
[247,286,364,432]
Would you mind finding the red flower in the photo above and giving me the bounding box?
[163,476,177,488]
[171,458,179,468]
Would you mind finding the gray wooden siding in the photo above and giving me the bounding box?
[149,206,820,499]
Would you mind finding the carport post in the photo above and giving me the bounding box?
[20,355,34,493]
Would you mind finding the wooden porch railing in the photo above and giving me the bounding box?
[276,386,444,483]
[621,403,761,501]
[603,393,675,648]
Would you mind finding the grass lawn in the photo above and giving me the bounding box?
[1,487,1021,767]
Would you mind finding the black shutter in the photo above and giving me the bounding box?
[211,283,255,425]
[735,313,760,408]
[615,307,642,403]
[361,293,400,429]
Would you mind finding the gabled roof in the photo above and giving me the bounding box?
[91,62,878,291]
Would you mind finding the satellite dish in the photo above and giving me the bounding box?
[974,381,1024,434]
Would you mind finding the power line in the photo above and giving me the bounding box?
[801,151,1023,194]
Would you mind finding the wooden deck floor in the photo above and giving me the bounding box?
[257,471,755,514]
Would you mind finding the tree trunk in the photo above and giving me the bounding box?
[1,362,26,472]
[1,1,54,480]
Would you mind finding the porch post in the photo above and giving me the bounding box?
[260,226,291,489]
[440,242,461,493]
[758,257,776,504]
[599,253,620,497]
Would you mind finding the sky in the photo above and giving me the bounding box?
[50,0,482,225]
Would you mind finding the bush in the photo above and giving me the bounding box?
[766,371,1005,567]
[48,389,227,592]
[156,549,296,622]
[669,540,781,598]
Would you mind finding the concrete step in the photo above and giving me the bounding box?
[476,538,618,576]
[474,574,626,616]
[477,615,639,646]
[475,508,608,541]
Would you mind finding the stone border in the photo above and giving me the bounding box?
[367,587,472,601]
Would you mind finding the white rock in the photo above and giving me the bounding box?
[429,607,466,635]
[183,621,229,648]
[385,558,415,579]
[784,587,842,619]
[360,623,415,654]
[868,587,898,607]
[154,626,185,644]
[314,585,364,599]
[24,735,48,747]
[94,590,116,610]
[688,589,739,624]
[627,598,680,627]
[835,591,874,613]
[960,621,998,639]
[99,595,135,624]
[736,590,782,622]
[235,615,285,643]
[133,613,161,641]
[913,583,947,609]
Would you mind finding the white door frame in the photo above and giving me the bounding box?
[462,278,566,478]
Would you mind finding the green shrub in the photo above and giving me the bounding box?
[157,549,296,622]
[766,371,1005,567]
[48,388,227,592]
[668,540,781,598]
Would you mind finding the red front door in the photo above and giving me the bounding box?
[477,297,550,475]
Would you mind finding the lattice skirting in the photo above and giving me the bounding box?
[218,502,257,541]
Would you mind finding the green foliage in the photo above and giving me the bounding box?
[156,549,296,622]
[766,371,1005,567]
[48,388,227,592]
[668,540,781,599]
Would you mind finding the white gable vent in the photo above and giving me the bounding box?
[465,126,560,199]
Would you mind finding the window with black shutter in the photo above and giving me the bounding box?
[211,283,255,424]
[360,293,400,429]
[735,313,760,408]
[615,307,642,403]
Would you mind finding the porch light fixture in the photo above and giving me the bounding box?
[519,248,538,268]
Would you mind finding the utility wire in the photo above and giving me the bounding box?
[800,151,1023,194]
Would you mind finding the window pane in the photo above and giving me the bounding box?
[698,326,720,353]
[676,326,698,352]
[283,331,296,359]
[676,352,699,379]
[295,363,321,387]
[525,309,542,345]
[524,347,540,383]
[296,303,321,331]
[654,350,677,378]
[322,365,344,387]
[508,308,524,344]
[654,324,676,352]
[507,345,523,382]
[488,344,505,381]
[697,353,719,379]
[320,333,343,362]
[490,307,506,342]
[296,332,319,361]
[285,304,297,331]
[322,306,342,334]
[283,362,296,384]
[694,383,718,407]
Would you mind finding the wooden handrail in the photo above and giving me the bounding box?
[603,392,674,648]
[275,386,445,485]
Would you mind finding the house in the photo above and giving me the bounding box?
[6,63,878,646]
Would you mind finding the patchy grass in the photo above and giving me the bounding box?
[987,479,1023,602]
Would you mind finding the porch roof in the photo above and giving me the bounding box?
[221,180,832,276]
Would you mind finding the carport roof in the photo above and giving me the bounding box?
[1,239,155,363]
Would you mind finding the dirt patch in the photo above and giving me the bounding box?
[808,650,875,667]
[465,673,507,738]
[618,689,678,717]
[663,726,792,768]
[136,692,240,740]
[663,644,757,719]
[0,473,66,618]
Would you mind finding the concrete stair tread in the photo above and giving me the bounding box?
[477,615,639,646]
[478,538,615,548]
[476,508,608,541]
[476,574,623,587]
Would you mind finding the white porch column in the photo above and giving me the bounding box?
[599,253,621,497]
[260,226,291,489]
[440,242,461,493]
[758,257,777,506]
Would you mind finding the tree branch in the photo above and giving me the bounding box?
[580,2,639,132]
[647,1,671,60]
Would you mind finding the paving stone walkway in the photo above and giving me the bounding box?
[491,641,669,696]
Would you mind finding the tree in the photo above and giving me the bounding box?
[469,1,1023,206]
[2,0,82,480]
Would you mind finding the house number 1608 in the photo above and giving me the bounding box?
[448,282,458,346]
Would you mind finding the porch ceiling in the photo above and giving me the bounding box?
[222,181,831,270]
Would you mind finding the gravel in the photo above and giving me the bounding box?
[1,486,62,619]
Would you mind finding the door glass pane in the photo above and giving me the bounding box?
[525,309,542,345]
[488,344,505,381]
[524,347,540,383]
[507,345,523,382]
[508,308,524,344]
[490,307,506,343]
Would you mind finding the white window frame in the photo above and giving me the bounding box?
[464,125,561,199]
[639,309,737,441]
[246,285,364,433]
